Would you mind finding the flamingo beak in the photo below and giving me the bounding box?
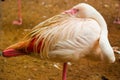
[64,8,78,15]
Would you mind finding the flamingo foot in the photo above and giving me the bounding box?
[13,18,22,25]
[113,18,120,24]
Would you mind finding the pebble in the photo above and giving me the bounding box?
[104,4,110,8]
[28,78,32,80]
[115,3,119,7]
[23,66,28,69]
[53,64,61,70]
[32,68,38,71]
[41,2,46,6]
[68,62,72,65]
[42,16,47,18]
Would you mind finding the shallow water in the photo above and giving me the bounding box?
[0,0,120,80]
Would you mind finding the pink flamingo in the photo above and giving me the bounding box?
[13,0,22,25]
[2,3,115,80]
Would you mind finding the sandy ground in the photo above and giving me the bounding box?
[0,0,120,80]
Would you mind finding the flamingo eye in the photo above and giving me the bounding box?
[73,8,79,13]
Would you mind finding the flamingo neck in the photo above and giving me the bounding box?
[91,11,107,33]
[91,11,115,63]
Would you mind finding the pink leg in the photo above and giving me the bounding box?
[62,63,67,80]
[13,0,22,25]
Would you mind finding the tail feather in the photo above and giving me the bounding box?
[3,40,30,57]
[2,37,43,57]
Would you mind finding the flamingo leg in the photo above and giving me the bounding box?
[13,0,22,25]
[62,63,68,80]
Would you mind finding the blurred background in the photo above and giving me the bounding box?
[0,0,120,80]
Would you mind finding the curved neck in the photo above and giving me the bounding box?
[91,11,108,33]
[91,10,115,63]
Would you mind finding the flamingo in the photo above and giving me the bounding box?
[13,0,22,25]
[2,3,115,80]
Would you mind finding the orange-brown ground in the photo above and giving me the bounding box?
[0,0,120,80]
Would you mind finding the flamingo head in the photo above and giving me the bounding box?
[64,3,97,18]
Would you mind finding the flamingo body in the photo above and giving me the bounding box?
[2,3,115,80]
[46,18,101,62]
[3,17,102,62]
